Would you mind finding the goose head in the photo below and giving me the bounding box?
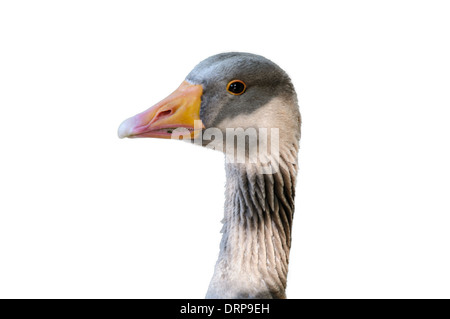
[118,52,300,161]
[118,52,301,299]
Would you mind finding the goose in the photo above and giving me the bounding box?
[118,52,301,299]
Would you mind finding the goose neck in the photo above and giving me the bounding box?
[206,149,298,299]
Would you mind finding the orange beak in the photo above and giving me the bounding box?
[118,81,204,139]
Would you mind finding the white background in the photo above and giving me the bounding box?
[1,1,449,299]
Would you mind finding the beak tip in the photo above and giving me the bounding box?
[118,119,132,139]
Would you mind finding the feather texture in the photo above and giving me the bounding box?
[206,142,299,299]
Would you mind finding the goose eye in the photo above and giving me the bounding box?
[227,80,246,95]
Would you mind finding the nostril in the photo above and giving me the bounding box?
[155,109,172,119]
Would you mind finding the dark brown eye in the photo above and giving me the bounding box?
[226,80,246,95]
